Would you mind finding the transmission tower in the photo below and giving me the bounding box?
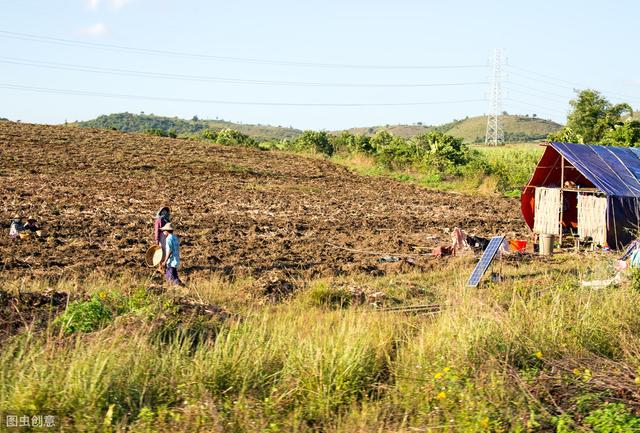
[485,49,504,146]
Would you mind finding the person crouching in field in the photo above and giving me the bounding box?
[161,223,184,286]
[9,215,23,239]
[23,216,39,233]
[153,206,171,250]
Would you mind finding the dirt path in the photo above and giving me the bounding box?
[0,122,526,281]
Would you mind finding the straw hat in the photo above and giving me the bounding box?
[160,222,175,231]
[27,216,36,222]
[12,214,22,220]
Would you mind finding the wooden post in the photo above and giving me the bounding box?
[559,156,565,246]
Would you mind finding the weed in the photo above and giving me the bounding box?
[55,296,112,334]
[584,403,640,433]
[306,283,353,308]
[3,255,640,431]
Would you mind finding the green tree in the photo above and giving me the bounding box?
[201,129,219,141]
[143,128,167,137]
[216,129,257,147]
[550,89,633,144]
[415,131,470,167]
[296,130,334,156]
[332,132,374,154]
[370,130,394,152]
[375,135,415,168]
[601,120,640,147]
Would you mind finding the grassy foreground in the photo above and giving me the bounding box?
[2,254,640,432]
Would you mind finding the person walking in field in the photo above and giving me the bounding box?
[160,222,184,286]
[153,206,171,249]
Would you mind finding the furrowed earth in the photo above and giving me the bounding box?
[4,122,640,432]
[0,121,525,284]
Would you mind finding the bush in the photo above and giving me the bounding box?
[332,132,375,155]
[366,130,470,171]
[55,296,112,334]
[143,128,168,137]
[375,136,417,169]
[295,130,334,156]
[415,131,471,168]
[201,129,219,141]
[201,128,257,148]
[216,129,257,147]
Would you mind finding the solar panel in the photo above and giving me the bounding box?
[466,236,505,287]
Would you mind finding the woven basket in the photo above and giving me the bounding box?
[145,245,164,267]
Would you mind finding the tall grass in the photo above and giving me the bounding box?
[477,144,544,197]
[2,255,640,431]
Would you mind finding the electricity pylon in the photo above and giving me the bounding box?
[485,49,504,146]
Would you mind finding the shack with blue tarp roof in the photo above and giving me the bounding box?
[521,142,640,249]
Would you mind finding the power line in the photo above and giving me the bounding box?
[509,65,585,87]
[503,85,568,104]
[0,56,490,88]
[0,82,489,107]
[508,65,640,103]
[508,70,579,91]
[0,30,487,70]
[504,97,567,116]
[504,81,571,100]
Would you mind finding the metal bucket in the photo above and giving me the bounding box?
[539,234,554,256]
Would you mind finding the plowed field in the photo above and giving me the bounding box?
[0,121,525,282]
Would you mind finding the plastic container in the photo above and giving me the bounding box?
[539,234,554,256]
[509,239,528,252]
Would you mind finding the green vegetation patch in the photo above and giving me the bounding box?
[54,295,112,334]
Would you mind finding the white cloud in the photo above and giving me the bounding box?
[86,0,100,10]
[109,0,132,10]
[77,22,110,37]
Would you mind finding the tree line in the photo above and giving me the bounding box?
[549,89,640,146]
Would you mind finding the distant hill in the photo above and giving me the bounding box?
[340,115,563,143]
[74,112,302,141]
[445,115,563,143]
[342,124,432,138]
[74,112,562,144]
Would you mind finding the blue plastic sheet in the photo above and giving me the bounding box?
[550,142,640,248]
[551,142,640,196]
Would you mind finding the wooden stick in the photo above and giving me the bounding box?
[559,156,565,245]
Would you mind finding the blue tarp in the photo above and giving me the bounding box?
[550,142,640,197]
[550,142,640,248]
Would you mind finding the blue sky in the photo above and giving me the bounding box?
[1,0,639,130]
